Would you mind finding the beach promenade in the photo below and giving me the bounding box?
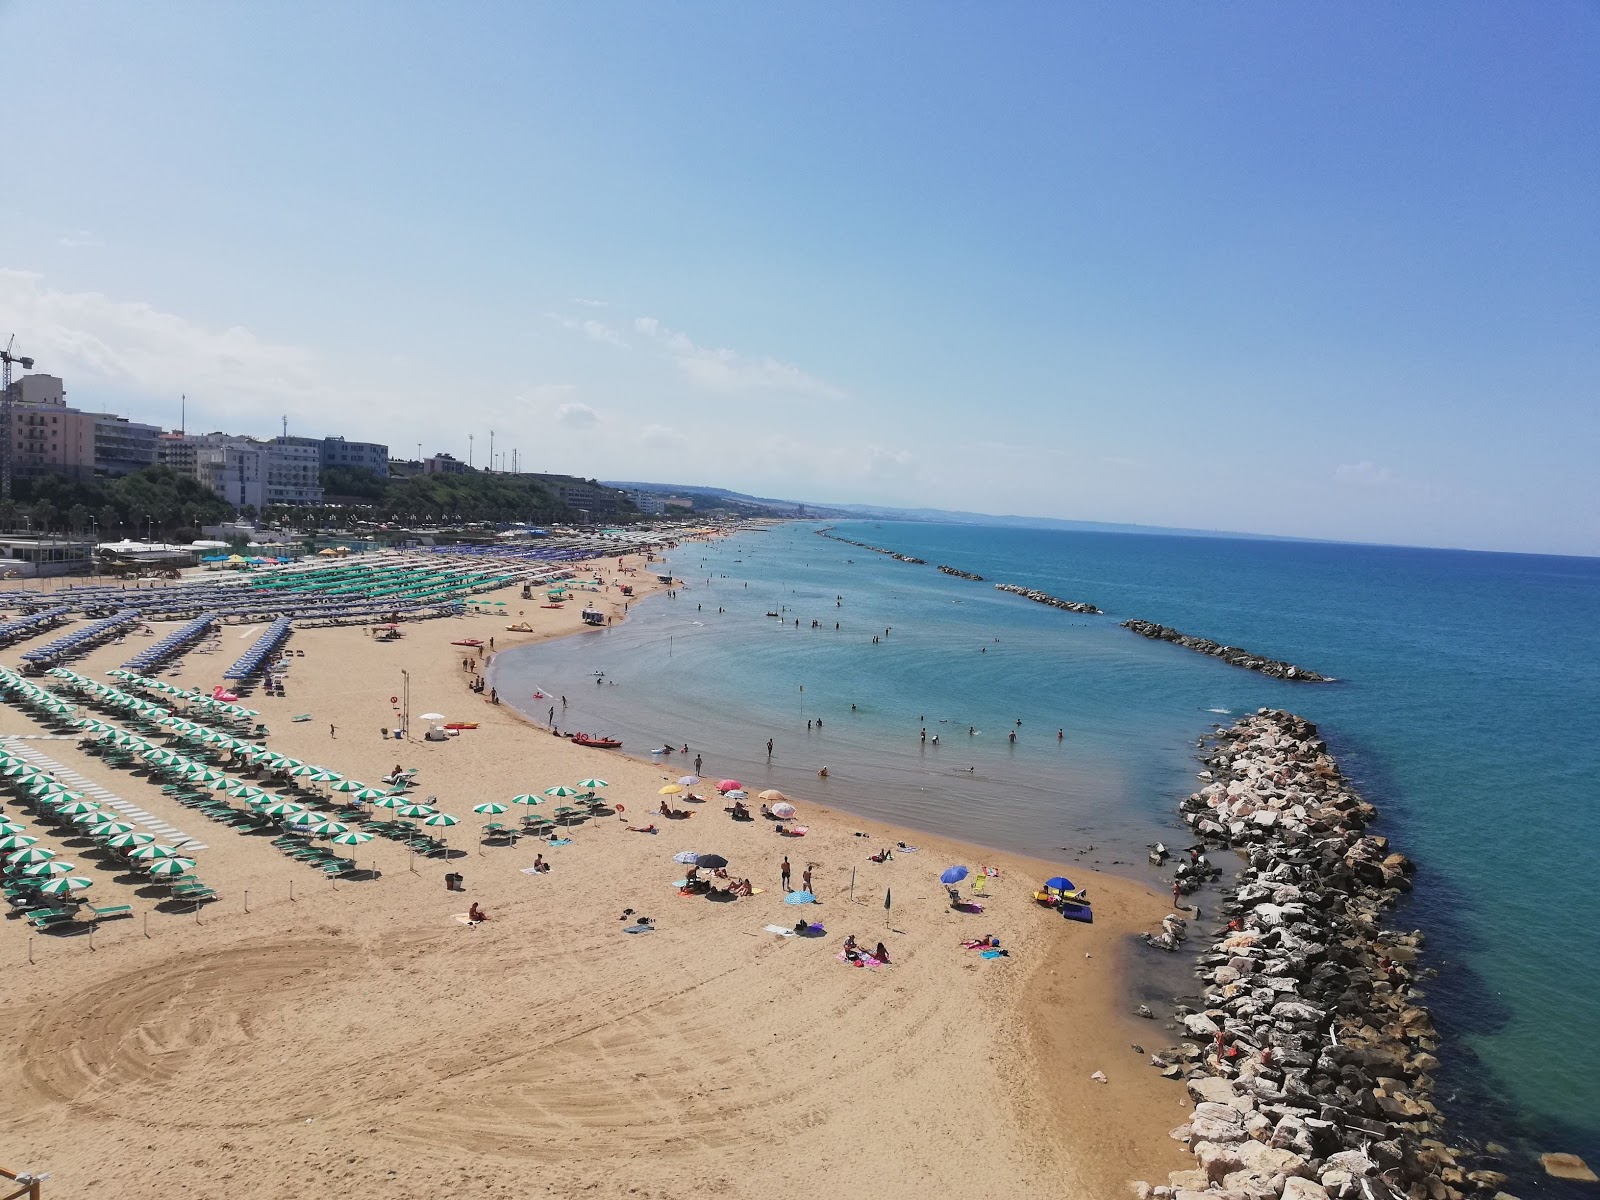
[0,550,1183,1198]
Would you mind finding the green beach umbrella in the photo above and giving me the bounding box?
[543,786,578,798]
[311,819,348,836]
[472,802,508,815]
[6,844,51,863]
[397,804,435,819]
[371,795,409,811]
[129,843,183,860]
[88,820,135,837]
[351,787,389,802]
[260,801,308,817]
[106,831,156,849]
[284,811,326,828]
[330,830,374,846]
[0,819,28,835]
[145,857,196,877]
[576,778,610,789]
[510,794,543,808]
[24,859,75,877]
[226,781,268,799]
[0,834,39,852]
[422,812,458,827]
[37,875,93,896]
[330,779,366,793]
[288,764,318,778]
[309,769,341,783]
[56,800,99,817]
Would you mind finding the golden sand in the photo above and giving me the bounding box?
[0,554,1188,1197]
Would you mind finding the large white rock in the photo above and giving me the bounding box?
[1183,1012,1221,1036]
[1280,1180,1332,1200]
[1324,1150,1377,1177]
[1187,1077,1255,1111]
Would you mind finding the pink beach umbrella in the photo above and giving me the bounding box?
[716,779,742,794]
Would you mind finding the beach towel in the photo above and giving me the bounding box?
[836,951,887,968]
[980,949,1008,959]
[519,866,543,876]
[548,838,572,846]
[764,924,796,937]
[623,924,654,934]
[896,845,919,853]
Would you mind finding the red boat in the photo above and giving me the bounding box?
[570,733,622,749]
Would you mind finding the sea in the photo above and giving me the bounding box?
[490,520,1600,1190]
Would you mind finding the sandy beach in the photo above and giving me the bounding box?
[1,549,1189,1198]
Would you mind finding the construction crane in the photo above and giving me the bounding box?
[1,335,38,501]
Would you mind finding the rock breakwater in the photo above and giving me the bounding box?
[1132,710,1511,1200]
[938,565,985,581]
[1122,620,1331,681]
[994,582,1102,614]
[814,527,926,564]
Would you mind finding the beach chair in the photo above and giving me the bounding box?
[29,908,79,931]
[972,876,988,896]
[89,903,133,922]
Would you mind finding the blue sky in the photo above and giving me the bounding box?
[1,3,1595,554]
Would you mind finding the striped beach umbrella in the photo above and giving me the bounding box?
[56,800,99,817]
[397,804,435,819]
[422,812,458,828]
[88,820,136,837]
[37,875,93,896]
[226,781,268,799]
[330,830,374,846]
[0,819,28,835]
[106,831,156,849]
[310,819,348,837]
[0,834,39,852]
[260,801,308,817]
[145,857,196,877]
[309,769,341,783]
[472,802,508,815]
[129,843,184,860]
[352,787,389,802]
[330,779,367,793]
[288,764,319,778]
[24,859,75,877]
[543,786,579,798]
[284,811,326,829]
[577,778,610,789]
[509,794,543,807]
[6,844,51,863]
[371,795,409,811]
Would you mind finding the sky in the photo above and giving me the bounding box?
[0,3,1596,555]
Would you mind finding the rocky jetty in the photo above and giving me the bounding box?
[938,565,985,581]
[1122,620,1331,682]
[994,582,1102,614]
[814,527,926,564]
[1132,710,1515,1200]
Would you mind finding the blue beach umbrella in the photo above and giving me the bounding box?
[783,890,816,905]
[1044,876,1075,891]
[939,866,969,885]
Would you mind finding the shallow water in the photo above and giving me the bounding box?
[493,521,1600,1184]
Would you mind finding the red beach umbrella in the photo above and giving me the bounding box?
[716,779,743,793]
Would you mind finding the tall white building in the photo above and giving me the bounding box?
[172,433,324,511]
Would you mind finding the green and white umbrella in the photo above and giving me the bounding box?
[330,779,367,793]
[37,875,93,896]
[56,800,99,817]
[0,834,40,852]
[310,819,348,837]
[106,831,156,849]
[397,804,436,819]
[351,787,389,802]
[145,857,196,877]
[371,795,409,811]
[422,812,458,828]
[330,830,374,846]
[0,819,28,835]
[472,802,508,815]
[284,811,327,828]
[309,769,341,784]
[6,844,51,863]
[543,786,579,798]
[88,820,136,837]
[226,781,268,799]
[260,801,308,817]
[129,843,183,860]
[510,794,543,808]
[24,859,75,877]
[288,764,319,778]
[576,778,610,789]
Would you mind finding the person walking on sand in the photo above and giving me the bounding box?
[802,865,813,893]
[330,724,336,738]
[694,753,702,774]
[781,856,792,891]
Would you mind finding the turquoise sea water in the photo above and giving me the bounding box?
[492,521,1600,1184]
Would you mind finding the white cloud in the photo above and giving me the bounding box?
[557,401,600,430]
[550,313,628,348]
[639,423,690,452]
[0,268,321,412]
[632,315,844,400]
[571,297,609,308]
[57,231,102,249]
[1333,461,1395,487]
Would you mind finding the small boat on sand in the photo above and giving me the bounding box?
[570,733,622,749]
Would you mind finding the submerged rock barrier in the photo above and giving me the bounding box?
[938,565,985,581]
[1132,710,1513,1200]
[814,527,926,564]
[1122,619,1331,682]
[994,582,1102,614]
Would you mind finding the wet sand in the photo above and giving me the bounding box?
[0,546,1188,1197]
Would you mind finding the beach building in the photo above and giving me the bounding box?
[424,452,467,475]
[528,473,631,519]
[623,488,666,515]
[0,533,96,576]
[4,373,160,480]
[322,435,389,477]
